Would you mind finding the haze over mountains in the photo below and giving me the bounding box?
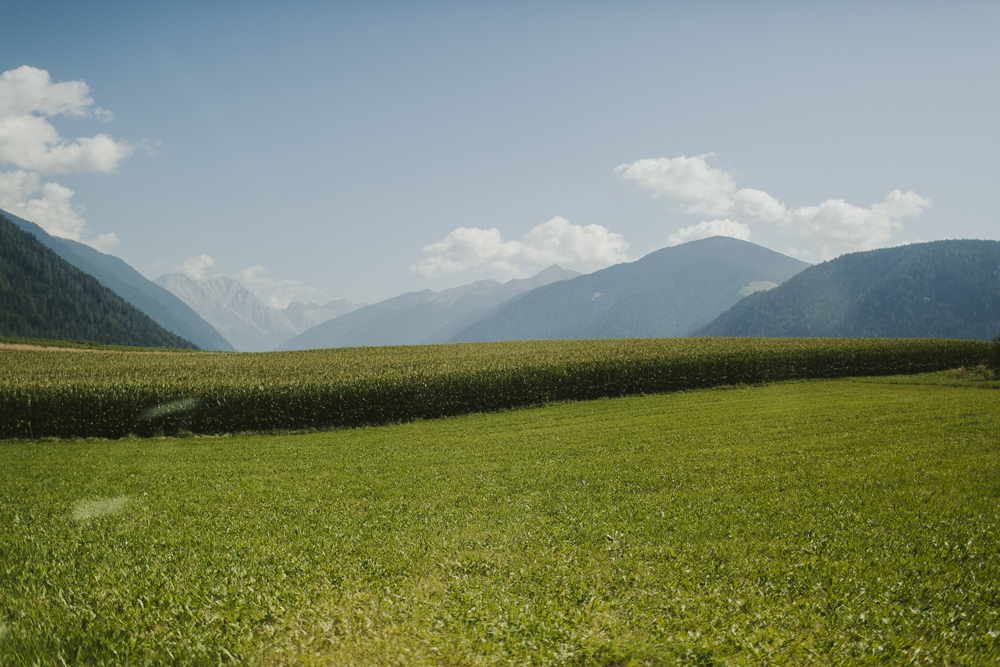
[450,236,810,342]
[278,264,581,351]
[154,272,364,352]
[695,240,1000,341]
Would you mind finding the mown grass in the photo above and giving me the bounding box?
[1,375,998,665]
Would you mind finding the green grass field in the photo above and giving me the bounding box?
[2,373,998,665]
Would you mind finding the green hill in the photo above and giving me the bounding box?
[1,209,235,351]
[449,236,810,342]
[0,213,197,349]
[694,239,1000,340]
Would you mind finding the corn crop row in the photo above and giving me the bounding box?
[0,338,990,439]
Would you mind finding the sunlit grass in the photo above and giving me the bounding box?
[1,377,998,665]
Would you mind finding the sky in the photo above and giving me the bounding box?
[1,1,998,307]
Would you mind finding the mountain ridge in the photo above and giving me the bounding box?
[449,236,810,342]
[155,272,365,351]
[1,208,235,351]
[278,264,581,350]
[693,239,1000,340]
[0,213,196,349]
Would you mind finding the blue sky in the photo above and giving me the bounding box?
[2,1,998,305]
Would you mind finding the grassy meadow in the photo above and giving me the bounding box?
[2,373,998,665]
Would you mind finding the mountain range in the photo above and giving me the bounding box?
[7,201,998,350]
[449,236,810,342]
[154,272,365,352]
[0,213,195,349]
[277,264,581,350]
[694,239,1000,341]
[1,209,235,351]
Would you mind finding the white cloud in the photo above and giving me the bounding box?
[779,190,932,259]
[614,154,735,217]
[237,264,317,309]
[666,219,751,246]
[0,66,133,175]
[0,170,83,235]
[181,254,219,281]
[617,154,932,259]
[412,216,631,279]
[88,232,120,253]
[0,168,118,251]
[730,188,786,223]
[0,65,108,118]
[0,66,137,252]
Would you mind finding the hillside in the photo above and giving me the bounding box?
[450,236,809,342]
[694,239,1000,340]
[1,209,234,351]
[278,264,580,350]
[0,214,196,348]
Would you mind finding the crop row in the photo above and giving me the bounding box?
[0,337,991,439]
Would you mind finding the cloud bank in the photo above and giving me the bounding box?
[616,155,931,259]
[181,254,220,281]
[0,66,136,250]
[413,216,630,279]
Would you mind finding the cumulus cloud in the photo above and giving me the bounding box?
[0,168,119,251]
[181,254,219,281]
[666,219,751,247]
[616,154,931,258]
[412,216,631,279]
[0,66,132,174]
[0,66,136,251]
[615,154,736,217]
[779,190,932,259]
[237,265,317,309]
[0,66,132,175]
[88,233,120,253]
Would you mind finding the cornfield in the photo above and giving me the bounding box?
[0,337,990,439]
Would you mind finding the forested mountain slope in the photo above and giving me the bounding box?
[0,214,197,348]
[2,209,234,351]
[694,240,1000,340]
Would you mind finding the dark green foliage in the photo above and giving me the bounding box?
[695,239,1000,340]
[0,337,989,439]
[0,214,197,350]
[449,236,809,342]
[2,209,235,351]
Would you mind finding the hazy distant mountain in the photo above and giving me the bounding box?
[283,299,363,332]
[155,273,365,351]
[156,273,287,352]
[0,214,196,348]
[278,264,581,350]
[693,239,1000,340]
[1,209,235,351]
[450,237,810,342]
